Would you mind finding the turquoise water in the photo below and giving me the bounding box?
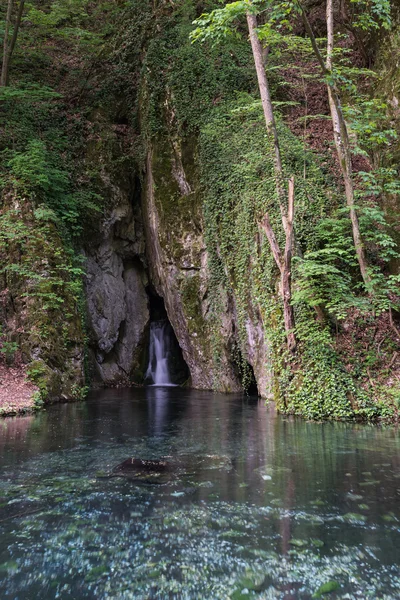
[0,387,399,599]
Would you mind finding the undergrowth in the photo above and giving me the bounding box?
[199,97,398,420]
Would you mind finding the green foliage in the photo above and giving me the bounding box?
[283,318,360,420]
[199,97,364,416]
[116,0,254,138]
[350,0,392,31]
[0,341,18,358]
[27,361,49,398]
[8,139,69,195]
[7,139,101,237]
[344,99,397,155]
[0,87,102,239]
[190,1,258,44]
[199,90,398,419]
[0,84,91,401]
[0,205,84,314]
[0,84,61,101]
[32,390,45,410]
[70,383,89,400]
[0,326,18,364]
[25,0,104,51]
[293,201,400,319]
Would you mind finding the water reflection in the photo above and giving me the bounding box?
[146,386,179,437]
[0,388,399,599]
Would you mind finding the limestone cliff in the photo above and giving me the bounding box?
[84,135,150,386]
[142,140,242,392]
[141,134,271,395]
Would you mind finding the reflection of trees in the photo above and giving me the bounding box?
[268,418,400,558]
[1,389,399,543]
[171,393,278,502]
[0,403,88,466]
[0,414,35,455]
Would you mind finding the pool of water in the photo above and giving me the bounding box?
[0,388,399,599]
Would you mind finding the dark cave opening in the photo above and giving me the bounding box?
[233,345,259,397]
[145,286,190,386]
[130,175,142,209]
[245,363,259,397]
[147,285,168,321]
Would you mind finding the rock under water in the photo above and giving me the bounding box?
[111,458,173,484]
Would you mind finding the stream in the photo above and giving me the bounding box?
[0,388,399,599]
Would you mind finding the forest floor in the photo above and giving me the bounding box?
[0,358,38,417]
[281,28,400,413]
[336,309,400,404]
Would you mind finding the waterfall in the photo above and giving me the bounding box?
[145,320,176,386]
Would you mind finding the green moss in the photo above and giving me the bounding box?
[151,136,203,263]
[198,98,380,419]
[0,198,86,403]
[312,581,340,598]
[180,274,209,344]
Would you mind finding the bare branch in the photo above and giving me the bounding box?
[260,213,283,273]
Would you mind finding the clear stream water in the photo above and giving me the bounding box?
[0,388,399,599]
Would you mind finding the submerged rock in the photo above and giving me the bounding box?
[110,458,174,484]
[108,453,235,486]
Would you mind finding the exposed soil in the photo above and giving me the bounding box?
[336,308,400,394]
[0,357,38,417]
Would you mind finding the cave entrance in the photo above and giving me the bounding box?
[145,287,190,386]
[245,363,259,397]
[233,345,259,397]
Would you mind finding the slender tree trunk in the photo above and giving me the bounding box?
[299,0,371,288]
[246,11,286,213]
[246,10,296,351]
[1,0,24,87]
[5,0,24,86]
[1,0,14,87]
[282,177,296,351]
[261,178,296,352]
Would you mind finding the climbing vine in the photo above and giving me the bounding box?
[199,96,391,418]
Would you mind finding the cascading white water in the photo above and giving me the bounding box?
[145,320,175,386]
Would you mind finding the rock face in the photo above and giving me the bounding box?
[111,458,173,484]
[83,120,271,395]
[139,135,273,396]
[244,310,272,399]
[85,169,150,386]
[0,193,86,401]
[86,249,149,384]
[142,140,243,392]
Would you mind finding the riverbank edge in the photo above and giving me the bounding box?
[0,386,398,425]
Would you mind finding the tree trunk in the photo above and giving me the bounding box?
[1,0,24,87]
[261,179,297,353]
[299,0,371,289]
[246,11,296,351]
[246,11,286,214]
[1,0,14,87]
[282,178,296,352]
[5,0,25,86]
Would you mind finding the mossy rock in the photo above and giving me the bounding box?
[312,581,340,597]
